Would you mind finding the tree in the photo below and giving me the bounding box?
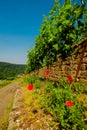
[26,0,87,72]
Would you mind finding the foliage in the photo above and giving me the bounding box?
[26,0,87,72]
[24,0,87,125]
[23,74,41,89]
[23,74,37,84]
[41,79,86,129]
[22,74,87,129]
[0,62,26,80]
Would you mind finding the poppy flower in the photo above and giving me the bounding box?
[65,101,73,107]
[45,71,50,76]
[67,76,72,83]
[27,84,34,90]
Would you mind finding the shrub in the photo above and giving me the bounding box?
[34,80,41,89]
[23,75,37,84]
[42,79,86,129]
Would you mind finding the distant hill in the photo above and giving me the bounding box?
[0,62,26,80]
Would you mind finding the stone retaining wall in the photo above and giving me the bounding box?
[7,89,24,130]
[36,39,87,83]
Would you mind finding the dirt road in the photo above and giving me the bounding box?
[0,82,21,123]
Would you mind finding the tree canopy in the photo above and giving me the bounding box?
[26,0,87,73]
[0,62,26,80]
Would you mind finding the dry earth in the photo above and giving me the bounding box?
[0,82,21,126]
[0,81,55,130]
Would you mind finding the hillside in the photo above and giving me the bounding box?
[0,62,26,80]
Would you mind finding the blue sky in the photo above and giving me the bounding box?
[0,0,83,64]
[0,0,54,64]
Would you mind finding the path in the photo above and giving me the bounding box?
[0,82,21,122]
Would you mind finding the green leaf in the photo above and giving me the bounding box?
[53,44,58,51]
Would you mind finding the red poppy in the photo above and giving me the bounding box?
[65,101,73,107]
[67,76,72,83]
[27,84,34,90]
[45,71,50,76]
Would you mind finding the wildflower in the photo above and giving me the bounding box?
[65,101,73,107]
[27,84,34,90]
[45,71,50,76]
[67,76,72,83]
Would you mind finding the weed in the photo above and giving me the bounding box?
[22,75,87,129]
[42,79,86,129]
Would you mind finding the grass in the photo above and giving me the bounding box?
[0,80,12,89]
[21,75,87,129]
[19,77,57,129]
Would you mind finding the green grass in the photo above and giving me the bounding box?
[22,75,87,129]
[0,80,12,88]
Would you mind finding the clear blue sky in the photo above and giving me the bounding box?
[0,0,55,64]
[0,0,82,64]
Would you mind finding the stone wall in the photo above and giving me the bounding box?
[7,89,24,130]
[36,38,87,83]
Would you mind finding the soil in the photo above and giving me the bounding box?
[0,81,56,130]
[0,82,21,123]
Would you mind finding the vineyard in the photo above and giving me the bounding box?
[2,0,87,130]
[26,0,87,73]
[20,0,87,129]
